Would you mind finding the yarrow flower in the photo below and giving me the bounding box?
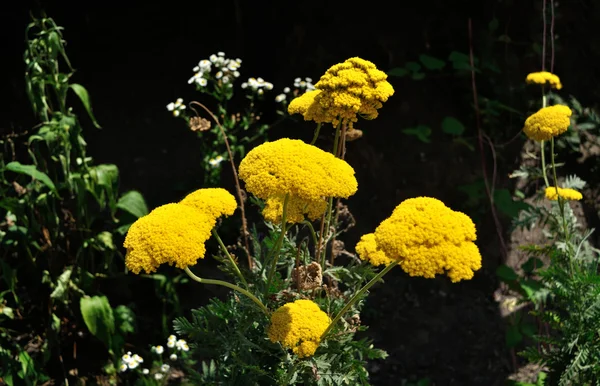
[166,98,186,117]
[355,233,394,267]
[268,299,330,358]
[523,105,572,142]
[239,138,357,222]
[262,195,328,224]
[526,71,563,90]
[545,186,583,201]
[374,197,482,282]
[179,188,237,222]
[310,57,394,128]
[288,90,334,124]
[123,204,214,274]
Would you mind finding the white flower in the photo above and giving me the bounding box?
[241,82,248,89]
[167,340,175,348]
[153,345,164,354]
[181,343,189,352]
[215,71,223,79]
[299,81,306,88]
[175,339,187,350]
[128,360,140,370]
[167,99,186,117]
[257,89,264,95]
[222,76,230,84]
[235,58,242,64]
[198,78,208,87]
[257,77,265,84]
[264,82,273,90]
[199,59,211,71]
[188,71,203,84]
[227,61,240,71]
[209,155,224,167]
[170,353,178,361]
[155,373,164,380]
[233,71,240,78]
[283,87,291,93]
[132,354,144,363]
[305,77,313,83]
[209,54,218,62]
[122,353,132,363]
[275,94,286,103]
[142,368,150,375]
[119,363,128,372]
[294,77,301,83]
[161,364,170,373]
[217,51,225,57]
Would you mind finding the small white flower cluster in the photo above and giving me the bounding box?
[241,77,274,95]
[208,155,224,168]
[120,352,144,373]
[188,52,242,87]
[274,77,315,103]
[166,98,186,117]
[166,334,189,351]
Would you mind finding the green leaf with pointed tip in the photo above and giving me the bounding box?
[80,296,114,349]
[69,84,101,128]
[117,190,148,219]
[5,162,58,194]
[441,116,466,136]
[419,54,445,70]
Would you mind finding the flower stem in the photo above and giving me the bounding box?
[302,220,319,257]
[184,267,269,315]
[212,229,248,288]
[264,194,289,297]
[320,197,334,269]
[540,141,550,187]
[310,123,322,145]
[332,124,341,156]
[321,260,399,339]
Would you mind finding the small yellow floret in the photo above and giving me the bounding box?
[288,90,334,124]
[545,186,583,201]
[239,138,357,202]
[263,195,327,224]
[374,197,482,282]
[124,203,214,274]
[313,57,394,128]
[268,299,330,358]
[526,71,563,90]
[179,188,237,221]
[523,105,572,141]
[355,233,394,267]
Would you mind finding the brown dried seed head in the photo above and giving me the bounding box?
[189,117,211,132]
[292,261,323,290]
[345,128,363,141]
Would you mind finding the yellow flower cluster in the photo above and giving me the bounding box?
[545,186,583,201]
[526,71,563,90]
[263,195,328,224]
[287,90,334,124]
[180,188,237,221]
[314,57,394,128]
[355,233,393,267]
[523,105,572,142]
[268,299,330,358]
[124,188,237,274]
[239,138,357,222]
[374,197,482,282]
[124,204,213,274]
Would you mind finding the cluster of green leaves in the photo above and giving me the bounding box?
[173,212,387,385]
[0,16,158,384]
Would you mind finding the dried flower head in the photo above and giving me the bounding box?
[189,116,211,132]
[374,197,482,282]
[523,105,572,142]
[292,262,323,291]
[268,299,330,358]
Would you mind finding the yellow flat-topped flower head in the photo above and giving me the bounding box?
[355,233,394,267]
[124,203,214,274]
[262,195,327,224]
[268,299,330,358]
[545,186,583,201]
[374,197,482,282]
[239,138,357,202]
[523,105,572,142]
[312,57,394,128]
[179,188,237,221]
[288,90,334,124]
[526,71,563,90]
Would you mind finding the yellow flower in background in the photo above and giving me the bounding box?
[239,138,357,202]
[288,90,334,124]
[523,105,572,141]
[263,195,327,224]
[355,233,394,267]
[545,186,583,201]
[314,57,394,128]
[374,197,482,282]
[124,203,214,274]
[179,188,237,221]
[526,71,563,90]
[268,299,330,358]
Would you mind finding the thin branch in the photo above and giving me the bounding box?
[189,101,253,269]
[550,0,555,73]
[468,18,508,261]
[542,0,547,71]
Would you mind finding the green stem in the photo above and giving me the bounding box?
[264,194,289,296]
[332,123,341,156]
[184,267,269,315]
[550,137,573,273]
[303,220,319,257]
[321,260,399,339]
[320,197,334,269]
[540,141,550,187]
[310,123,322,145]
[212,229,248,288]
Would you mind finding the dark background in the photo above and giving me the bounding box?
[3,1,600,384]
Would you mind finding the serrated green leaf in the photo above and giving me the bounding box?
[114,305,135,335]
[441,116,466,136]
[419,54,445,70]
[5,162,57,194]
[117,190,148,219]
[69,83,101,128]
